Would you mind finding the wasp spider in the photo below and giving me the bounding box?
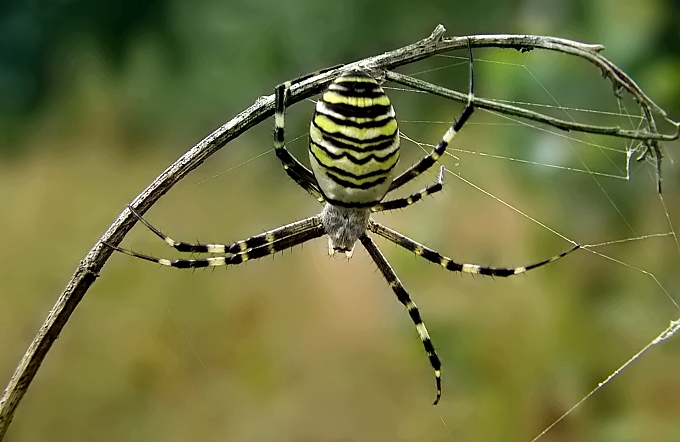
[108,45,580,404]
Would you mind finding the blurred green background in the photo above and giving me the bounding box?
[1,0,680,441]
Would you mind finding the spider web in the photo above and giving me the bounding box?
[163,49,680,441]
[385,51,680,441]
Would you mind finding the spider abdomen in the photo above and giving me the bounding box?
[309,70,399,207]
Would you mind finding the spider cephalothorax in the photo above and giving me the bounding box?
[321,204,370,256]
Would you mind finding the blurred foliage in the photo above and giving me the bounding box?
[0,0,178,149]
[1,0,678,152]
[1,0,680,441]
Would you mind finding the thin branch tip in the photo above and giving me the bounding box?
[430,24,446,40]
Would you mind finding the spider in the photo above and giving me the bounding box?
[107,44,580,404]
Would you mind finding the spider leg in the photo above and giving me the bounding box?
[273,66,343,203]
[372,166,445,212]
[389,40,474,192]
[123,205,321,255]
[369,220,580,277]
[105,216,324,268]
[274,83,322,201]
[359,234,442,405]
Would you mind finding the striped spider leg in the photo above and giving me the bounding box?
[361,220,578,406]
[360,234,443,403]
[368,220,580,277]
[106,207,325,268]
[273,65,344,203]
[386,41,475,194]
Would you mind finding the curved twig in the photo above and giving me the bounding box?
[386,71,676,142]
[1,24,677,440]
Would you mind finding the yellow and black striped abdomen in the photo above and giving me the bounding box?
[309,70,399,207]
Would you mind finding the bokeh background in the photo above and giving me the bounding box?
[1,0,680,441]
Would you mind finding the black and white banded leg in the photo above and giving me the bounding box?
[273,66,343,203]
[359,234,443,404]
[389,40,474,193]
[106,210,325,268]
[123,205,322,256]
[369,220,580,277]
[372,166,445,212]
